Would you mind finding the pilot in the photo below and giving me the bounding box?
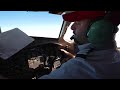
[39,11,120,79]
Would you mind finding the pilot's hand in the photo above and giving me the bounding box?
[58,36,78,54]
[59,42,77,55]
[60,49,75,63]
[58,36,77,63]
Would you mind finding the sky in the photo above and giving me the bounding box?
[0,11,120,47]
[0,11,63,38]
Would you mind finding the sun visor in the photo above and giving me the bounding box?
[0,28,34,60]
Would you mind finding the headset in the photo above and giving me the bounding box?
[86,12,118,48]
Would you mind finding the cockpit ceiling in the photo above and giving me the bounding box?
[49,11,65,15]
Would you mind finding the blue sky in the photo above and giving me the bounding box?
[0,11,63,38]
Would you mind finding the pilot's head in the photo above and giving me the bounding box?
[62,11,119,49]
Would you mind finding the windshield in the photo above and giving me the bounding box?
[0,11,63,38]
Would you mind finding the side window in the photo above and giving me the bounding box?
[63,22,74,43]
[115,24,120,48]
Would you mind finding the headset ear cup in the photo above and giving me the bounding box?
[113,26,119,33]
[87,19,116,48]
